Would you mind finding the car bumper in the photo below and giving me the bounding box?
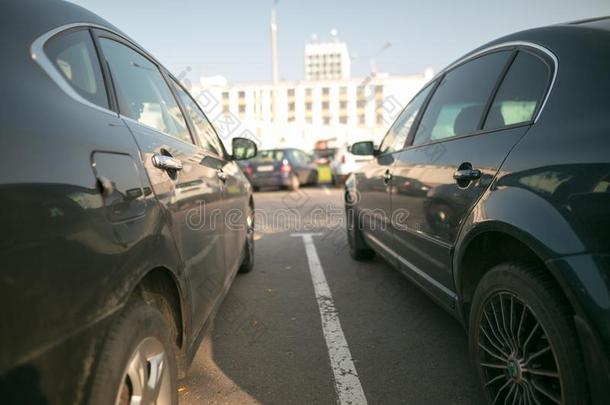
[249,172,292,188]
[548,254,610,404]
[0,312,115,404]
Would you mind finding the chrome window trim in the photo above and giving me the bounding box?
[31,22,165,118]
[426,40,558,123]
[120,114,197,148]
[31,23,118,116]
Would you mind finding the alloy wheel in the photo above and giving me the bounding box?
[478,292,562,404]
[116,337,172,405]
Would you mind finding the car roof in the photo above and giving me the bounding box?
[0,0,124,48]
[565,15,610,30]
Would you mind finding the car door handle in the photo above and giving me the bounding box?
[217,170,227,182]
[453,169,481,181]
[152,153,183,171]
[383,170,393,185]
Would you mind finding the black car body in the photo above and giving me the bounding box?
[242,148,318,191]
[346,18,610,404]
[0,0,257,403]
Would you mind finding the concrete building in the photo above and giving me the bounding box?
[304,36,351,81]
[192,38,433,152]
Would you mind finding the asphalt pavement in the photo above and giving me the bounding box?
[179,186,482,405]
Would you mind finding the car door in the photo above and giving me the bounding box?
[168,76,251,283]
[391,49,552,306]
[96,32,226,337]
[354,83,435,262]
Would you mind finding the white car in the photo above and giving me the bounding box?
[329,145,374,185]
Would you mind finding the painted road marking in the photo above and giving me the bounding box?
[322,185,331,196]
[291,233,368,405]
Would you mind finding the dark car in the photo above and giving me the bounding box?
[345,18,610,405]
[0,0,257,403]
[242,148,318,191]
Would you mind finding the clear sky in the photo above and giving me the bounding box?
[69,0,609,83]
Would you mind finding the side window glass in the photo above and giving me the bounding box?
[379,83,433,154]
[170,79,223,155]
[99,38,192,144]
[412,51,511,146]
[45,29,108,108]
[483,51,549,130]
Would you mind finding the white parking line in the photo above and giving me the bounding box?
[322,185,331,196]
[291,233,368,405]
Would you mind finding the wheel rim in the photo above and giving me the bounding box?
[116,337,172,405]
[478,292,562,405]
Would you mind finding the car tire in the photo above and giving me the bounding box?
[310,171,318,186]
[239,205,255,273]
[469,262,588,405]
[345,205,374,261]
[287,174,300,191]
[89,299,178,405]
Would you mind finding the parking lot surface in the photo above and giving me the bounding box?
[180,187,482,405]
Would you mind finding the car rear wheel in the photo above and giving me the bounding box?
[469,263,588,405]
[90,299,178,405]
[287,174,300,191]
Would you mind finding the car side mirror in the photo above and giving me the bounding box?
[232,137,257,161]
[350,141,375,156]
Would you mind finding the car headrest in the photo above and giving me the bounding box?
[454,105,483,136]
[485,105,506,130]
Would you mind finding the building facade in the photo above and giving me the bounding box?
[197,72,432,152]
[304,39,351,81]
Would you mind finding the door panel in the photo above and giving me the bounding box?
[97,34,226,338]
[391,48,552,298]
[220,160,251,279]
[392,126,529,293]
[354,153,398,264]
[128,123,225,333]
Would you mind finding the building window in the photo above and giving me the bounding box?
[323,117,331,125]
[322,101,329,111]
[288,101,295,111]
[375,85,384,99]
[287,88,295,98]
[340,87,348,98]
[339,114,348,124]
[322,87,330,96]
[238,90,245,100]
[340,101,348,110]
[305,102,312,111]
[359,114,365,125]
[357,100,366,109]
[305,88,312,98]
[238,104,246,115]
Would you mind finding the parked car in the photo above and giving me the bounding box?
[345,18,610,405]
[242,148,318,191]
[0,0,257,403]
[329,145,374,185]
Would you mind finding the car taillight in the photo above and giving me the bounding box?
[280,160,292,173]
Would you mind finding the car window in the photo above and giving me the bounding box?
[379,83,434,154]
[45,29,108,109]
[412,51,512,146]
[169,78,223,155]
[483,51,550,130]
[99,38,192,143]
[252,150,285,162]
